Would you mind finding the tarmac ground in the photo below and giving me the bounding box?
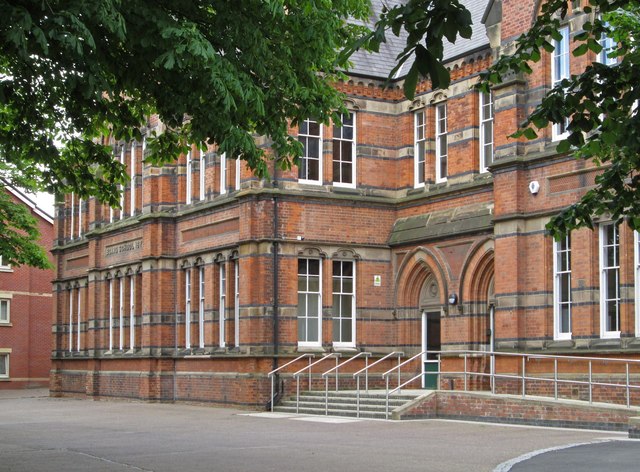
[0,388,638,471]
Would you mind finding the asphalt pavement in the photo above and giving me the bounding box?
[0,389,637,471]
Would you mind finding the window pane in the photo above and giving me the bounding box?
[341,319,352,342]
[308,121,320,136]
[332,317,340,342]
[308,276,320,293]
[561,274,570,302]
[560,305,570,333]
[342,261,353,277]
[333,294,340,312]
[308,259,320,275]
[607,301,618,331]
[343,277,353,294]
[341,163,352,184]
[0,355,6,375]
[341,295,352,316]
[0,301,6,321]
[308,294,318,316]
[341,141,352,162]
[308,137,319,159]
[607,270,618,299]
[298,316,306,340]
[307,315,318,341]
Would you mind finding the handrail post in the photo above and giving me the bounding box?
[356,376,361,418]
[385,376,390,420]
[325,375,329,415]
[437,354,441,390]
[335,355,339,392]
[554,358,558,400]
[397,354,401,390]
[626,363,630,408]
[365,356,369,393]
[270,375,275,412]
[296,376,300,414]
[308,356,312,392]
[522,357,526,398]
[464,353,468,391]
[589,361,593,405]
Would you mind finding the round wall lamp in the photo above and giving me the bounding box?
[448,293,458,305]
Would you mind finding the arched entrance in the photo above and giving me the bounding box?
[420,274,442,388]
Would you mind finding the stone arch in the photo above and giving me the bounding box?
[459,237,495,349]
[394,246,448,310]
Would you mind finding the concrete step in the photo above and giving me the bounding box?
[274,405,389,419]
[278,400,406,411]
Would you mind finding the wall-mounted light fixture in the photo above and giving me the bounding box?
[448,293,458,305]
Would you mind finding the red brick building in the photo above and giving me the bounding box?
[51,0,640,407]
[0,188,54,389]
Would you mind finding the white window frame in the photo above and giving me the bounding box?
[118,277,124,350]
[108,278,114,351]
[0,351,9,379]
[479,92,494,173]
[234,259,240,346]
[332,112,356,188]
[0,256,10,270]
[129,275,135,350]
[553,234,572,340]
[435,103,448,183]
[185,268,192,349]
[70,193,75,240]
[600,223,620,338]
[599,20,617,66]
[77,198,83,238]
[297,258,322,347]
[198,266,205,349]
[220,152,227,195]
[186,150,193,205]
[68,288,74,352]
[414,110,426,188]
[76,286,81,352]
[552,26,570,141]
[298,119,323,185]
[199,150,206,201]
[0,298,10,324]
[332,260,356,348]
[219,263,226,347]
[635,231,640,337]
[130,142,136,216]
[119,145,125,219]
[235,158,241,191]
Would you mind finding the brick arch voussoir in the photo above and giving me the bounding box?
[394,247,448,309]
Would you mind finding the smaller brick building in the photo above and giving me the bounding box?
[0,187,54,388]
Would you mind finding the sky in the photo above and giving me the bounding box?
[32,191,55,218]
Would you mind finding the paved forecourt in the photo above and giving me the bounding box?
[0,389,635,472]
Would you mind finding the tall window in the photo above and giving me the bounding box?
[129,275,136,350]
[600,223,620,338]
[68,288,74,352]
[108,278,114,351]
[599,21,617,65]
[219,263,226,347]
[435,103,448,183]
[297,258,322,346]
[235,158,241,191]
[0,299,9,323]
[118,277,124,350]
[220,152,227,195]
[199,150,206,201]
[552,26,570,140]
[0,353,8,378]
[332,260,355,347]
[76,286,81,351]
[0,256,9,269]
[635,231,640,336]
[553,234,571,340]
[186,150,193,204]
[414,110,426,187]
[119,146,125,219]
[480,92,494,173]
[234,259,240,346]
[77,199,83,238]
[185,268,192,348]
[298,119,322,184]
[332,112,355,187]
[70,193,75,240]
[198,266,205,349]
[130,142,136,215]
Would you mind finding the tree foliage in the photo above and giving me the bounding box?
[0,0,369,267]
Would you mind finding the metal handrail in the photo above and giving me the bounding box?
[293,353,341,413]
[322,352,371,415]
[353,351,404,418]
[382,349,640,419]
[267,353,315,412]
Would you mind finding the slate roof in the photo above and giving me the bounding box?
[348,0,491,80]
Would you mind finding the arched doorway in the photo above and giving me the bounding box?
[420,274,442,389]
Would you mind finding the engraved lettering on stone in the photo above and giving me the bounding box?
[105,240,143,257]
